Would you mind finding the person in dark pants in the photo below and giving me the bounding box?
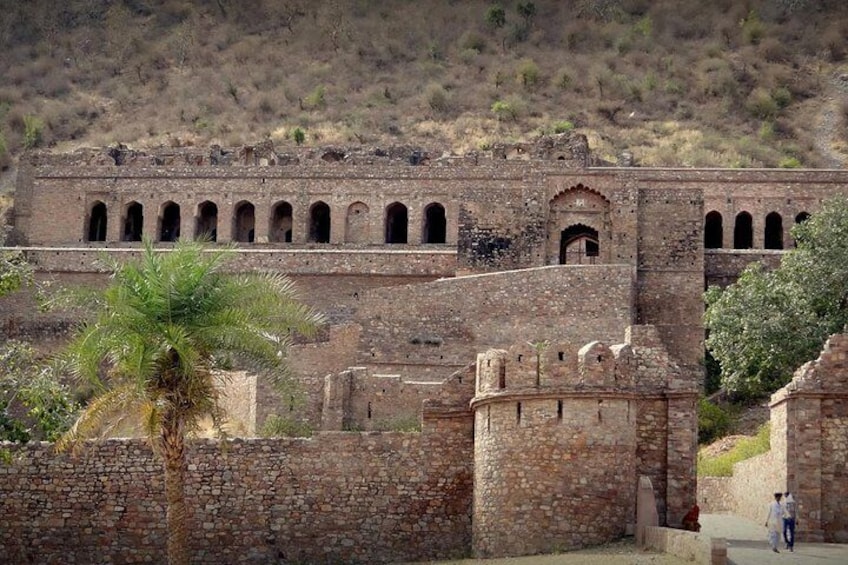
[783,492,797,552]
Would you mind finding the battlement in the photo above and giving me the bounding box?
[473,325,678,400]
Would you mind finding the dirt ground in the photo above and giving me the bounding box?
[406,539,690,565]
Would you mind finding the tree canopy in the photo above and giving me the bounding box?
[705,196,848,398]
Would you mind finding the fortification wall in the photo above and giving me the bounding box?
[0,414,474,564]
[18,246,457,277]
[354,265,635,377]
[472,394,637,557]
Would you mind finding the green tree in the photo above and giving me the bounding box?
[705,196,848,398]
[292,127,306,145]
[56,239,324,565]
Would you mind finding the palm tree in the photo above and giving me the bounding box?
[56,239,324,565]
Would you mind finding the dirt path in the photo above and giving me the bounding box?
[407,539,691,565]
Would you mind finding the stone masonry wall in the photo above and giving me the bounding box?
[0,414,474,564]
[355,264,635,379]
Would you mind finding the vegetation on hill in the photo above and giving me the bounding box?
[0,0,847,188]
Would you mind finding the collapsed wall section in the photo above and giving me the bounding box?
[0,416,474,564]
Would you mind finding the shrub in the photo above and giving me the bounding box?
[23,115,43,149]
[491,96,526,121]
[697,423,770,477]
[485,5,506,29]
[292,127,305,145]
[746,88,779,119]
[758,121,775,141]
[0,129,6,158]
[303,85,326,110]
[260,415,313,438]
[772,86,791,109]
[459,30,487,53]
[516,58,541,88]
[779,156,802,168]
[741,11,766,45]
[553,120,575,133]
[698,398,733,444]
[425,83,451,114]
[554,68,573,90]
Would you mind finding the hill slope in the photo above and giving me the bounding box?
[1,0,847,187]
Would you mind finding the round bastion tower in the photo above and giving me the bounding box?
[471,341,638,558]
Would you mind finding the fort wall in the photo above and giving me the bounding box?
[354,264,635,378]
[0,413,474,564]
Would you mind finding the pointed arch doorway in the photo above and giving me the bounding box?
[560,224,599,264]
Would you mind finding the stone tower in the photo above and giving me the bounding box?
[470,341,639,558]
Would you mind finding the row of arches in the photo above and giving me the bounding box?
[704,210,810,250]
[86,200,449,245]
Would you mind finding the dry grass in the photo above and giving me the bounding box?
[0,0,846,168]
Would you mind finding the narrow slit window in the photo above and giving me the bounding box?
[557,400,563,422]
[517,402,522,425]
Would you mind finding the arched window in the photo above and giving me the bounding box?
[345,201,370,244]
[385,202,408,244]
[422,203,446,244]
[270,201,293,243]
[87,201,107,242]
[195,201,218,241]
[704,211,723,249]
[559,224,599,264]
[733,212,753,249]
[159,202,180,242]
[764,212,783,250]
[309,201,331,243]
[234,201,255,243]
[123,202,143,242]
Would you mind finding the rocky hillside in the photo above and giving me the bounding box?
[1,0,848,194]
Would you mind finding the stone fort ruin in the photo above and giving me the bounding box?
[1,135,847,563]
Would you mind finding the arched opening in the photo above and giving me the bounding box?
[385,202,408,244]
[308,201,331,243]
[123,202,143,242]
[270,201,293,243]
[764,212,783,250]
[234,201,255,243]
[195,201,218,241]
[422,202,446,244]
[159,202,181,242]
[559,224,599,264]
[733,212,753,249]
[345,201,370,244]
[704,211,723,249]
[87,201,107,242]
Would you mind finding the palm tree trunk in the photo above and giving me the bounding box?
[161,412,190,565]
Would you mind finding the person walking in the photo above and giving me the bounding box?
[783,492,797,552]
[765,492,784,553]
